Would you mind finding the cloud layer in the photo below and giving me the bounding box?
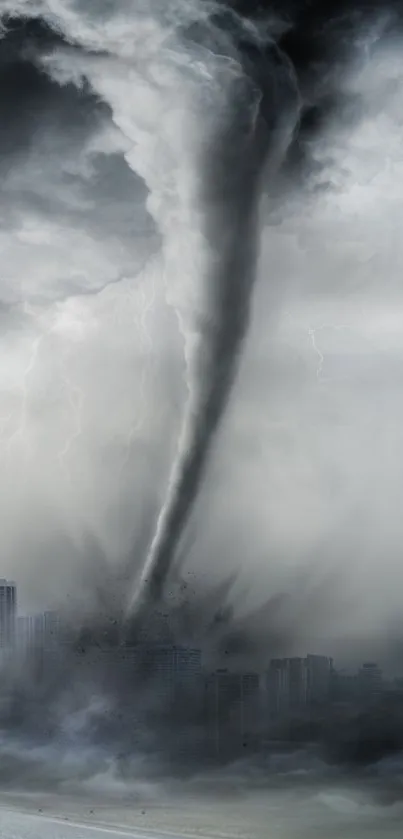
[0,4,403,664]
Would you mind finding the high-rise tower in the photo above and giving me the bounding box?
[0,579,17,649]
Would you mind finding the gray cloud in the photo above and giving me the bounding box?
[0,3,402,674]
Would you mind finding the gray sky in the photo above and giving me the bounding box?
[0,3,403,666]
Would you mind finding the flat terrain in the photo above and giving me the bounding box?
[0,809,179,839]
[1,778,403,839]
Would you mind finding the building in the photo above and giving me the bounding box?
[43,611,61,650]
[142,644,202,699]
[266,654,332,716]
[266,657,308,718]
[393,677,403,694]
[266,659,290,718]
[0,579,16,649]
[306,655,333,705]
[288,657,308,710]
[16,614,45,652]
[358,662,383,704]
[17,611,62,656]
[205,669,260,757]
[330,670,358,705]
[17,616,34,652]
[71,644,143,688]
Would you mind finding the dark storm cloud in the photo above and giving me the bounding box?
[0,24,156,305]
[4,9,403,819]
[0,0,403,676]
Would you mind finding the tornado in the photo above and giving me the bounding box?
[129,15,300,615]
[0,2,299,623]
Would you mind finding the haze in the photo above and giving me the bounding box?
[0,3,402,665]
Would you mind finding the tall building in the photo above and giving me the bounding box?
[44,611,61,650]
[358,662,383,704]
[288,657,308,710]
[330,670,358,705]
[17,616,34,652]
[0,579,16,649]
[266,657,308,718]
[232,672,261,741]
[138,644,203,707]
[266,659,290,717]
[306,655,332,705]
[205,669,260,756]
[17,611,62,655]
[72,644,143,687]
[16,613,45,651]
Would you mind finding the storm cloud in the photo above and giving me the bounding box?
[0,2,403,669]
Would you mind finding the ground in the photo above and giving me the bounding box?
[1,778,403,839]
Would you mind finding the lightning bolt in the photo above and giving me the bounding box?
[0,295,87,477]
[1,302,45,460]
[308,323,349,382]
[0,255,158,486]
[284,310,350,382]
[118,260,157,476]
[308,325,325,380]
[57,376,85,478]
[52,254,158,485]
[0,300,84,474]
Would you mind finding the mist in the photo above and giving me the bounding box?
[0,0,400,663]
[2,0,403,814]
[4,6,403,838]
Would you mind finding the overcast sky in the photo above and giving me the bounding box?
[0,3,403,666]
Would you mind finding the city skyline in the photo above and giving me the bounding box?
[2,574,403,768]
[5,577,403,684]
